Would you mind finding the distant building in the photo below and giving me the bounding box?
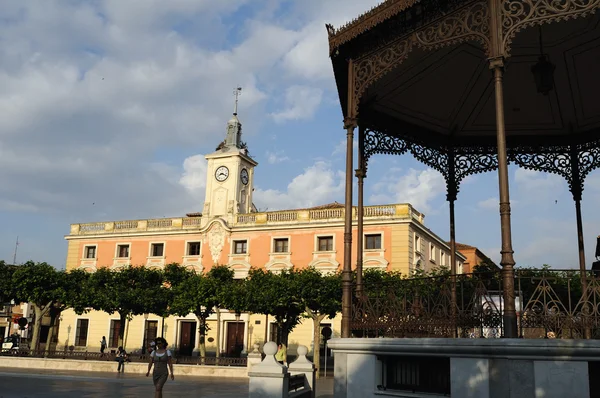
[451,242,499,273]
[58,110,466,357]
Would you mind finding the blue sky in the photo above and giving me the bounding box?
[0,0,598,269]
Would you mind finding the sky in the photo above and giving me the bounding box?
[0,0,599,270]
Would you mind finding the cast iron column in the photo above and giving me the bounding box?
[491,59,518,338]
[341,59,357,338]
[570,145,590,338]
[356,125,366,296]
[447,150,458,337]
[342,117,356,338]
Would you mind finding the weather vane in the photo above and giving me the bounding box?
[233,86,242,115]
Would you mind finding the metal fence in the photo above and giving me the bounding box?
[352,270,600,339]
[0,349,247,366]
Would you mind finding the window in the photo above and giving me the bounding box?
[75,319,89,347]
[440,253,446,266]
[144,320,158,348]
[109,319,122,348]
[415,236,421,253]
[150,243,164,257]
[318,236,334,252]
[84,246,96,259]
[430,244,436,262]
[187,241,201,256]
[273,238,289,253]
[117,244,129,258]
[365,234,382,250]
[234,240,247,254]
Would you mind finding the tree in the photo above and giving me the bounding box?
[87,266,166,348]
[0,260,16,304]
[167,264,234,358]
[11,262,65,351]
[245,268,304,346]
[296,267,342,377]
[45,269,93,353]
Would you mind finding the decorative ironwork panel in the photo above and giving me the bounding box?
[578,139,600,187]
[353,270,600,339]
[414,0,491,54]
[363,129,410,174]
[502,0,600,56]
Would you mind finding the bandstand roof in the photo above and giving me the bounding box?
[327,0,600,149]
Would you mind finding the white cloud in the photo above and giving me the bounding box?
[179,155,208,200]
[514,169,564,191]
[266,150,290,164]
[254,161,344,210]
[368,168,445,213]
[332,138,358,156]
[477,197,498,211]
[270,85,323,123]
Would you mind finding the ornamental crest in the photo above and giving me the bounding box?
[207,222,226,264]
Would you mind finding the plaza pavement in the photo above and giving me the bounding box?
[0,368,334,397]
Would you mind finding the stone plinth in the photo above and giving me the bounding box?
[248,341,289,398]
[328,338,600,398]
[288,345,316,398]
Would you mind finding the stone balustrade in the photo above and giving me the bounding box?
[68,204,423,236]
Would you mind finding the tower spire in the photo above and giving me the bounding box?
[233,86,242,115]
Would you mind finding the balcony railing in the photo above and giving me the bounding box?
[69,204,422,235]
[352,269,600,339]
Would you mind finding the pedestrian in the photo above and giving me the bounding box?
[116,346,127,373]
[100,336,107,355]
[275,343,287,366]
[146,337,174,398]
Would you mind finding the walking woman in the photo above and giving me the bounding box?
[146,337,174,398]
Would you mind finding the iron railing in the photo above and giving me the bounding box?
[352,269,600,339]
[0,349,247,366]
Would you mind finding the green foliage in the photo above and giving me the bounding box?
[63,269,93,315]
[87,266,167,321]
[244,268,304,344]
[296,267,342,319]
[0,260,16,303]
[11,261,65,308]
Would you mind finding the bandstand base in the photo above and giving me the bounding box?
[328,338,600,398]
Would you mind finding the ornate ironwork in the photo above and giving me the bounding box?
[363,129,410,174]
[509,139,600,200]
[352,269,600,339]
[502,0,600,56]
[414,0,491,54]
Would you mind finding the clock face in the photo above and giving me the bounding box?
[240,169,249,185]
[215,166,229,182]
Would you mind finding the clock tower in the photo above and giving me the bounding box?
[203,88,257,224]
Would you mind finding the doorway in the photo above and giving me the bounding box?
[178,321,196,356]
[226,322,244,357]
[144,320,158,349]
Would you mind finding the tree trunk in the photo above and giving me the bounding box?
[30,304,51,352]
[118,313,127,348]
[196,314,207,358]
[215,307,221,358]
[311,312,327,379]
[44,308,61,355]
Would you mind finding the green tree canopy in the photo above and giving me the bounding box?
[245,268,303,345]
[295,267,341,375]
[11,262,65,351]
[87,266,166,348]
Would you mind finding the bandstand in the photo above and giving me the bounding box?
[326,0,600,340]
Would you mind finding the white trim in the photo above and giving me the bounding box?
[231,238,249,255]
[308,258,340,275]
[363,257,388,271]
[184,240,202,256]
[363,231,384,251]
[114,242,132,260]
[270,235,291,255]
[265,259,294,274]
[314,233,335,253]
[228,260,252,279]
[429,242,436,264]
[110,264,127,271]
[148,241,166,258]
[77,264,97,273]
[82,244,97,260]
